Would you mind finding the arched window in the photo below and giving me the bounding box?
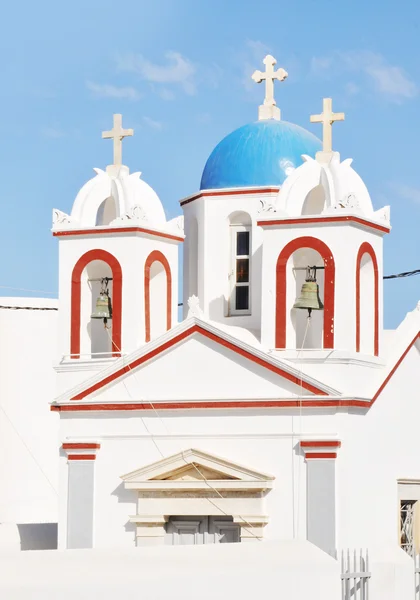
[71,250,122,359]
[144,251,172,342]
[276,237,335,349]
[228,211,252,316]
[96,196,117,226]
[356,242,379,356]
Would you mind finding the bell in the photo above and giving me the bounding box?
[293,266,324,315]
[91,280,112,321]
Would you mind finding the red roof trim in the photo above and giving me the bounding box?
[371,333,420,405]
[257,216,390,234]
[70,324,329,400]
[53,227,184,243]
[180,187,280,207]
[52,399,368,412]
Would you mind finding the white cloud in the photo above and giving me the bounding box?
[142,116,163,131]
[41,127,65,139]
[117,51,196,95]
[345,81,360,96]
[391,183,420,205]
[86,81,141,100]
[311,56,333,75]
[311,51,417,102]
[158,88,176,101]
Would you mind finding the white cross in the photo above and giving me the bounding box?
[310,98,344,153]
[102,114,134,166]
[252,55,288,108]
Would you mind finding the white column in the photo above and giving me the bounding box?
[62,442,100,549]
[300,440,341,557]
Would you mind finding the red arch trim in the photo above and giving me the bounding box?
[275,237,335,349]
[71,249,122,359]
[144,250,172,343]
[356,242,379,356]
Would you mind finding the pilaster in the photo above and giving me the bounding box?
[300,440,341,557]
[62,442,100,549]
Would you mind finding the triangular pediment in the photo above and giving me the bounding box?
[121,448,274,492]
[153,464,238,482]
[58,320,335,406]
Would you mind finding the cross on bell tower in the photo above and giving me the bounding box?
[310,98,345,160]
[252,54,288,121]
[102,114,134,171]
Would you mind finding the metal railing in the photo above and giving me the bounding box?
[341,549,370,600]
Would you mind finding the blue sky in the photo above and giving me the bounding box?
[1,0,419,328]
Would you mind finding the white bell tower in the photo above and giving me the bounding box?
[258,99,391,357]
[52,114,183,378]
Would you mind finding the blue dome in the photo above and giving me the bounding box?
[200,119,322,190]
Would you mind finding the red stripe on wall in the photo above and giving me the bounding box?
[305,452,337,459]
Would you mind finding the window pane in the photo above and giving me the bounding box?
[236,231,249,256]
[236,259,249,283]
[235,286,249,310]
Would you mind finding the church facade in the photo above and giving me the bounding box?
[1,55,420,558]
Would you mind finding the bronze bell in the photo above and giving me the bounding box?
[91,279,112,321]
[293,266,324,316]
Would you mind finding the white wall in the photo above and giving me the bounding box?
[0,298,59,526]
[59,408,339,549]
[337,342,420,549]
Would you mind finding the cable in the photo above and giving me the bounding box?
[383,269,420,280]
[0,306,58,311]
[0,405,58,496]
[295,316,311,540]
[103,326,263,541]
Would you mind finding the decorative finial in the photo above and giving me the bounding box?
[310,98,344,160]
[187,295,204,319]
[102,114,134,169]
[252,55,288,121]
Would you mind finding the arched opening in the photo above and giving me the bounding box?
[96,196,117,226]
[276,237,335,349]
[290,248,325,349]
[228,211,252,316]
[188,217,198,298]
[144,250,172,342]
[86,261,113,357]
[302,184,326,215]
[356,242,378,356]
[71,250,122,359]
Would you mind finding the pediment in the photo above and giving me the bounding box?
[62,321,335,405]
[121,448,274,492]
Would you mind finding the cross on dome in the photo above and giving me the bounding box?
[102,114,134,167]
[310,98,344,155]
[252,55,288,121]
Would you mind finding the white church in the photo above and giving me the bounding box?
[1,54,419,597]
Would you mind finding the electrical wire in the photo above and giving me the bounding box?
[383,269,420,280]
[295,316,311,540]
[104,327,262,541]
[0,405,58,496]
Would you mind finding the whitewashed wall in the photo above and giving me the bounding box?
[0,298,59,543]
